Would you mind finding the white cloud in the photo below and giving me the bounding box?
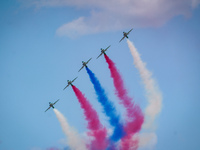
[20,0,200,37]
[192,0,200,7]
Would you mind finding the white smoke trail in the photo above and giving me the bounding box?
[127,39,162,148]
[131,132,157,150]
[127,39,162,129]
[138,133,157,149]
[53,109,87,150]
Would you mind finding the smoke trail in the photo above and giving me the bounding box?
[85,67,125,142]
[72,85,108,150]
[104,54,144,150]
[138,132,157,149]
[127,39,162,129]
[53,109,87,150]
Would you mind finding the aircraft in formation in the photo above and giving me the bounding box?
[63,77,78,90]
[96,45,111,59]
[78,58,92,72]
[45,29,133,112]
[45,99,59,112]
[119,28,133,42]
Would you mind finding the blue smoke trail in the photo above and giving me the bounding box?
[86,67,125,142]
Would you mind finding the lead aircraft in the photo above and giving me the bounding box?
[119,28,133,42]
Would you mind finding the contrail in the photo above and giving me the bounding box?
[127,39,162,148]
[53,109,87,150]
[104,54,144,150]
[72,85,109,150]
[86,67,125,142]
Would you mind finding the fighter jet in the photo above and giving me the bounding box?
[63,77,78,90]
[96,45,111,59]
[119,28,133,42]
[78,58,92,72]
[45,99,59,112]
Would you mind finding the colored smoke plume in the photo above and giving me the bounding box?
[104,54,144,150]
[86,67,125,142]
[72,85,108,150]
[53,109,87,150]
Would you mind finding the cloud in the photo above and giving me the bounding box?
[20,0,200,37]
[192,0,200,7]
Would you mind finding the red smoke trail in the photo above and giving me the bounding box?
[104,54,144,149]
[72,85,108,150]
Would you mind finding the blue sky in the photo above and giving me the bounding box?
[0,0,200,150]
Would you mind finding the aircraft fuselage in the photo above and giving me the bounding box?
[49,103,54,109]
[101,49,106,54]
[68,81,72,85]
[124,33,128,38]
[82,62,87,67]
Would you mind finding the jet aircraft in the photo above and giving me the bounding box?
[78,58,92,72]
[96,45,111,59]
[119,28,133,42]
[45,99,59,112]
[63,77,78,90]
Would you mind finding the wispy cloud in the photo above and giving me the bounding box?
[20,0,200,36]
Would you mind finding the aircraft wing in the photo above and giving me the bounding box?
[78,66,84,72]
[127,28,133,35]
[97,53,103,59]
[86,58,92,64]
[105,45,111,51]
[53,99,59,105]
[119,36,125,42]
[45,106,51,112]
[72,77,78,83]
[63,84,70,90]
